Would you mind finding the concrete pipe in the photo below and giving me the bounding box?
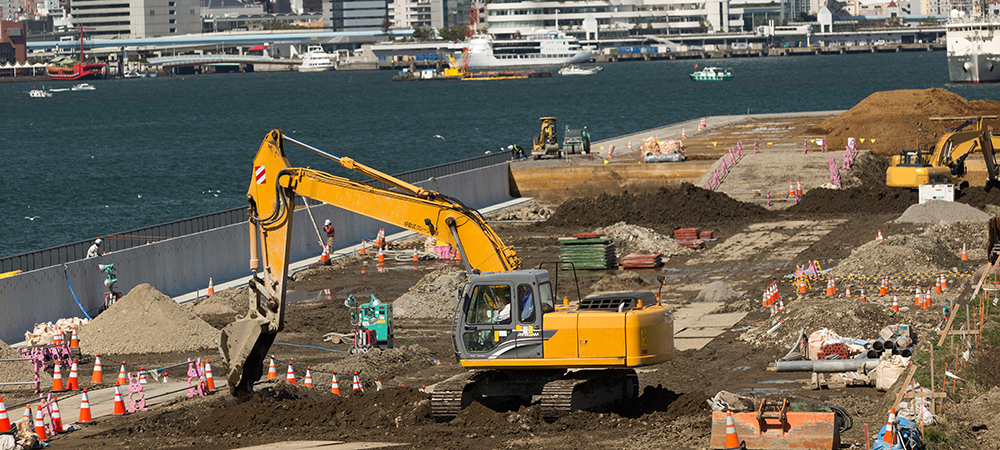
[899,345,916,358]
[871,338,885,351]
[866,349,880,359]
[774,359,881,373]
[883,339,896,351]
[894,336,912,349]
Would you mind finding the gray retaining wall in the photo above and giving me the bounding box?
[0,164,511,344]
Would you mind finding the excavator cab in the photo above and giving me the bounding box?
[532,117,562,159]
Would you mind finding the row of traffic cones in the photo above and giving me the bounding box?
[787,180,802,198]
[266,356,365,395]
[0,389,95,441]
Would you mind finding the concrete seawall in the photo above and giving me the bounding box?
[0,163,511,344]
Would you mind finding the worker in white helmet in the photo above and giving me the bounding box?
[322,219,335,264]
[86,238,102,259]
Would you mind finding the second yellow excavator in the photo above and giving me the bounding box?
[220,129,675,420]
[886,117,1000,188]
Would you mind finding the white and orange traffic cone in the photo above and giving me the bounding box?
[892,294,899,312]
[879,276,888,296]
[331,371,341,395]
[117,361,128,386]
[304,367,313,387]
[78,389,93,423]
[70,327,79,349]
[352,372,363,393]
[877,230,884,241]
[845,285,851,298]
[68,359,79,390]
[859,287,867,302]
[883,408,896,444]
[319,245,331,265]
[91,353,103,384]
[267,355,277,380]
[162,371,170,383]
[962,244,968,261]
[681,128,686,140]
[21,405,30,423]
[0,397,10,432]
[52,362,65,392]
[205,360,215,392]
[53,326,63,346]
[826,278,835,296]
[788,181,795,198]
[923,289,931,310]
[699,117,706,132]
[724,410,744,449]
[113,383,126,415]
[33,406,46,442]
[378,247,385,263]
[915,287,922,306]
[208,278,215,295]
[941,272,948,290]
[796,180,802,197]
[139,367,148,384]
[286,361,296,385]
[412,247,419,262]
[935,277,942,294]
[50,398,63,434]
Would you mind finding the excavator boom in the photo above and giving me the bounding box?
[221,129,520,395]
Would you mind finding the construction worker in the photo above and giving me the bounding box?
[323,219,335,249]
[86,238,102,259]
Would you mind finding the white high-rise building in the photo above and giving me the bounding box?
[70,0,200,38]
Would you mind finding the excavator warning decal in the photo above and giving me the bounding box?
[255,166,266,184]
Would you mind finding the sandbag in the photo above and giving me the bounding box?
[872,355,909,391]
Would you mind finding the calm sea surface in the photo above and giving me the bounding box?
[2,51,999,258]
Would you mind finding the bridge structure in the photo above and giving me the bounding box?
[147,54,299,68]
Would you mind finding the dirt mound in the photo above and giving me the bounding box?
[80,283,219,355]
[0,339,52,388]
[957,185,1000,209]
[738,297,900,350]
[589,271,651,294]
[595,222,693,259]
[944,386,1000,449]
[392,266,465,319]
[694,281,741,303]
[831,235,954,276]
[808,89,1000,157]
[313,344,437,384]
[546,184,771,229]
[186,286,250,317]
[786,184,917,215]
[893,200,990,224]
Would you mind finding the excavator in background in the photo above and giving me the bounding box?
[220,129,675,420]
[885,117,1000,188]
[532,117,563,159]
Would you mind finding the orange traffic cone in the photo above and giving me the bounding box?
[877,230,883,241]
[935,278,942,294]
[50,398,63,434]
[377,247,384,263]
[359,241,367,255]
[117,361,127,386]
[941,272,948,290]
[113,383,126,415]
[205,359,215,392]
[331,371,341,395]
[892,294,899,312]
[208,278,215,295]
[352,372,363,392]
[304,366,313,387]
[21,405,30,423]
[139,367,147,384]
[52,362,65,392]
[68,359,79,390]
[70,327,79,349]
[286,361,296,385]
[845,285,851,298]
[879,277,888,296]
[699,117,706,131]
[53,326,63,346]
[412,247,419,262]
[163,372,170,383]
[0,397,10,432]
[860,287,867,302]
[91,353,103,384]
[962,244,968,261]
[914,287,922,306]
[796,180,802,197]
[923,289,931,310]
[682,128,686,140]
[826,278,835,296]
[319,245,331,265]
[724,410,744,449]
[883,408,896,444]
[78,389,93,423]
[33,406,46,442]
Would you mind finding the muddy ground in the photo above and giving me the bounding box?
[19,89,1000,449]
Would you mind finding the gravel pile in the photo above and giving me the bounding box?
[391,267,465,319]
[831,235,953,276]
[893,200,991,224]
[0,339,52,388]
[595,222,694,259]
[694,281,742,303]
[487,202,554,221]
[80,283,220,355]
[589,272,652,294]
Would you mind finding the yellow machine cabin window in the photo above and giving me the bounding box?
[463,284,513,354]
[538,282,555,313]
[517,284,535,323]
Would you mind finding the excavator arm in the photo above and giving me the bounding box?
[221,129,521,395]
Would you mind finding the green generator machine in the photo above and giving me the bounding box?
[346,294,394,351]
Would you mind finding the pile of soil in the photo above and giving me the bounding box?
[831,235,957,276]
[808,89,1000,156]
[486,201,554,221]
[313,344,438,386]
[187,286,250,317]
[0,339,52,388]
[595,222,693,259]
[391,266,465,319]
[546,184,771,229]
[893,200,991,224]
[589,271,652,294]
[694,281,742,303]
[80,283,219,355]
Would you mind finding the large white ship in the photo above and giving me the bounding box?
[947,15,1000,83]
[458,30,592,69]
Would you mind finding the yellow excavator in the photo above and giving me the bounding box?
[220,130,675,419]
[886,117,1000,188]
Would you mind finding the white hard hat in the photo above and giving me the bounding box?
[324,219,331,226]
[95,238,102,245]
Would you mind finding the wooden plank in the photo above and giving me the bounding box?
[940,258,999,346]
[935,330,980,335]
[903,392,947,399]
[893,364,919,411]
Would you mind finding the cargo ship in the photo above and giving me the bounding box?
[47,56,106,81]
[946,15,1000,83]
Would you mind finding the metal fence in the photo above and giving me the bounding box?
[0,152,512,273]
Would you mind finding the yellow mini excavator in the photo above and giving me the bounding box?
[220,130,674,420]
[886,117,1000,188]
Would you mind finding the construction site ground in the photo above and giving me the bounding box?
[9,88,1000,449]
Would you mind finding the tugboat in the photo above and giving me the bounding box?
[690,66,733,81]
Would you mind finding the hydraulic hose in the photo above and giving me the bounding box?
[62,264,93,320]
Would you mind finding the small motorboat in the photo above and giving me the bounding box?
[29,88,52,98]
[690,66,733,81]
[558,65,603,76]
[72,83,96,91]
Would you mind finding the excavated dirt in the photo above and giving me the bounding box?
[809,88,1000,156]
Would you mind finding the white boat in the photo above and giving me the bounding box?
[457,30,592,69]
[558,65,602,76]
[72,83,96,91]
[123,71,141,79]
[947,14,1000,83]
[29,88,52,98]
[690,67,733,81]
[298,45,335,72]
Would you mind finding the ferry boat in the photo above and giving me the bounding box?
[458,30,592,69]
[946,15,1000,83]
[558,65,603,76]
[690,66,733,81]
[46,56,106,81]
[298,45,335,72]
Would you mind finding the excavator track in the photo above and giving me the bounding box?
[540,369,638,420]
[430,371,480,420]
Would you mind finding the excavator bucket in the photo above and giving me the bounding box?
[219,318,275,397]
[709,400,840,449]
